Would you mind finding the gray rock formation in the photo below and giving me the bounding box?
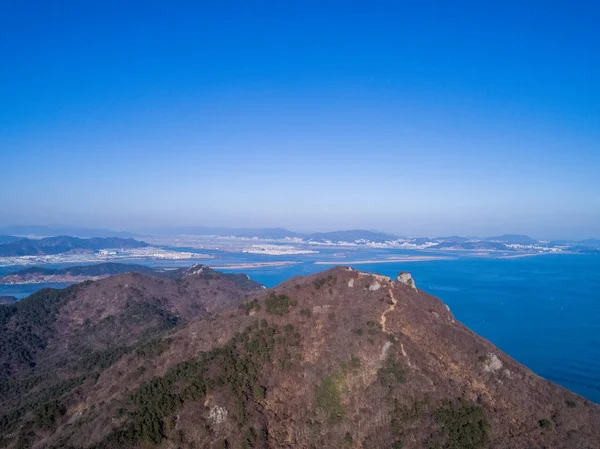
[397,271,417,290]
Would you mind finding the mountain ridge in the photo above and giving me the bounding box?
[0,226,137,239]
[0,265,598,448]
[305,229,399,243]
[0,296,16,305]
[0,236,149,257]
[0,236,21,245]
[0,263,159,284]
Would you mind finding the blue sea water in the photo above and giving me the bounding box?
[1,253,599,403]
[0,282,72,300]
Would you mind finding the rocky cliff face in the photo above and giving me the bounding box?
[396,271,417,289]
[0,266,598,449]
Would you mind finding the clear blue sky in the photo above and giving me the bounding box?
[1,1,599,238]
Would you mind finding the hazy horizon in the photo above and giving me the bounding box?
[2,2,599,239]
[0,222,597,241]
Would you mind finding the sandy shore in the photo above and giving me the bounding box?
[210,261,300,269]
[497,252,554,259]
[314,256,453,265]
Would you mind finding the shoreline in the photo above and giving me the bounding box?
[314,256,453,265]
[210,261,300,269]
[497,252,558,259]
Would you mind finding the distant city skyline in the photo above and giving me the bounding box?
[1,2,599,239]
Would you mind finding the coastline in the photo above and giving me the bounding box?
[210,261,300,269]
[497,252,559,259]
[314,256,453,265]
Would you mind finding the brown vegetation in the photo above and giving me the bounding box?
[0,266,598,448]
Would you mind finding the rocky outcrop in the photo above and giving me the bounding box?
[183,263,205,276]
[397,271,417,290]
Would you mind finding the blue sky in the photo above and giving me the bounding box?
[1,1,599,238]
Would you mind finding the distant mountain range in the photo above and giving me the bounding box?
[301,232,600,252]
[161,226,304,239]
[0,236,149,257]
[428,240,508,251]
[165,228,598,250]
[305,229,398,243]
[1,226,598,254]
[0,235,22,245]
[485,234,540,245]
[0,225,137,238]
[569,238,600,249]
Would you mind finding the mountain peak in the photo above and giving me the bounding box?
[183,263,207,276]
[397,271,417,290]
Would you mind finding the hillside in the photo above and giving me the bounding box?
[485,235,539,245]
[0,266,598,449]
[153,227,303,239]
[0,237,149,257]
[0,263,258,288]
[428,240,508,251]
[0,296,16,305]
[579,238,600,248]
[305,230,398,244]
[0,263,158,284]
[0,237,21,245]
[0,265,261,381]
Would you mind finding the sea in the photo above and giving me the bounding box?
[1,252,599,404]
